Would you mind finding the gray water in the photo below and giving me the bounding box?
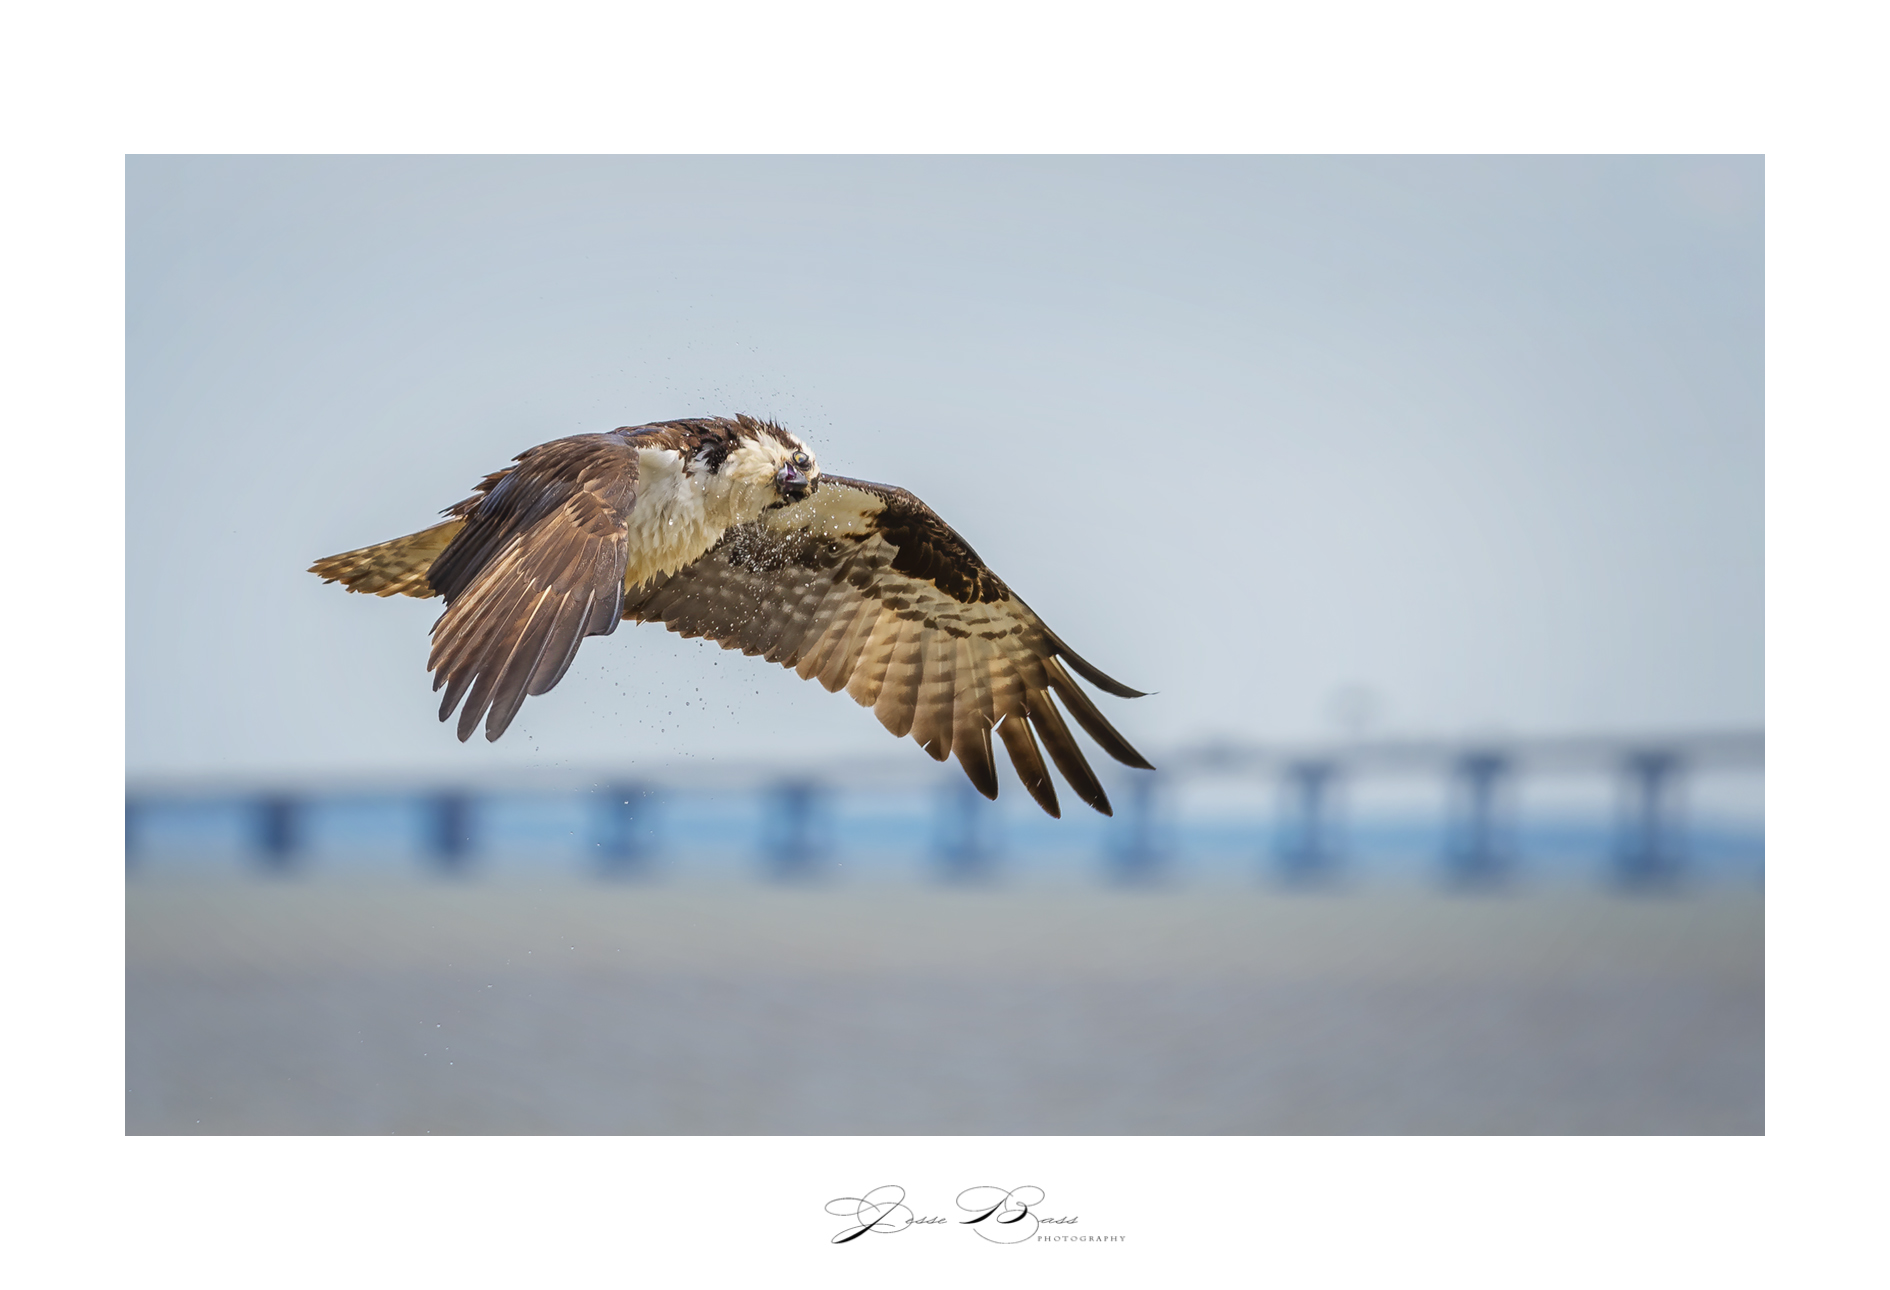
[127,876,1763,1134]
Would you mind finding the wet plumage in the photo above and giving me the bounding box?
[310,416,1151,816]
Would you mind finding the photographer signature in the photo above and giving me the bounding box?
[827,1185,1078,1245]
[826,1186,941,1243]
[956,1186,1047,1244]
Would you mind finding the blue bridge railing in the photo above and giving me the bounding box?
[125,730,1762,890]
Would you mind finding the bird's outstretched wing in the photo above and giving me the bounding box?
[623,476,1151,816]
[423,433,640,742]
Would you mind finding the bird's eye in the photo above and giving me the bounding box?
[792,451,810,470]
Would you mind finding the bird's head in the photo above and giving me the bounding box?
[724,416,820,505]
[773,446,817,502]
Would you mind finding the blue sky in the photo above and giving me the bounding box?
[126,156,1762,780]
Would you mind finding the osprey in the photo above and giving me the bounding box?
[309,416,1152,817]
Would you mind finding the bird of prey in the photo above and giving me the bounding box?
[309,416,1151,816]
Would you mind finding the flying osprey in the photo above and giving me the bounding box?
[309,416,1151,817]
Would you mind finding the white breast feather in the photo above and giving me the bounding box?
[623,443,802,588]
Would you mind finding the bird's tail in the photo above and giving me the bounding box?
[308,520,465,598]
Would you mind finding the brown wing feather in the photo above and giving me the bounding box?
[424,433,641,742]
[996,709,1059,817]
[622,476,1149,816]
[951,635,999,797]
[874,618,925,741]
[801,591,876,692]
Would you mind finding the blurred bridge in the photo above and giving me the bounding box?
[126,729,1762,890]
[1139,729,1763,888]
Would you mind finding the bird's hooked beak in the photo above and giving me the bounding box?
[775,460,815,501]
